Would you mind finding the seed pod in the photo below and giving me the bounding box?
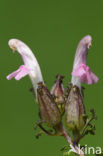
[37,82,61,128]
[51,75,65,115]
[65,85,85,131]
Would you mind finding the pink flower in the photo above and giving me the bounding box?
[71,35,98,88]
[7,39,43,97]
[7,65,32,80]
[72,63,98,84]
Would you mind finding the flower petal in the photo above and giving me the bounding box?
[72,63,98,84]
[7,65,31,80]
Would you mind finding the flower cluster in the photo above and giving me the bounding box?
[7,36,98,156]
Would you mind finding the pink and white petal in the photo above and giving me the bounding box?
[72,63,86,77]
[86,70,99,84]
[72,67,86,77]
[15,65,31,80]
[7,65,31,81]
[72,63,98,84]
[7,68,21,80]
[72,68,87,84]
[79,73,87,83]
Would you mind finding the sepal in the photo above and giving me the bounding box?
[65,84,85,131]
[37,82,61,128]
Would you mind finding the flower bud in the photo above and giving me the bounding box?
[51,75,65,115]
[37,82,61,128]
[65,84,85,131]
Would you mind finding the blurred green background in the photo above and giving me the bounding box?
[0,0,103,155]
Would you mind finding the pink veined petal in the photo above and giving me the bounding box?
[72,63,86,77]
[72,63,98,84]
[7,65,31,80]
[7,68,20,80]
[86,69,99,84]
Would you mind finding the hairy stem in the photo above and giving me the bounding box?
[77,115,95,143]
[60,124,85,156]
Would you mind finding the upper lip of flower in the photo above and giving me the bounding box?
[7,39,44,98]
[73,35,92,70]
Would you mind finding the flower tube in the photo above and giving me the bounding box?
[7,39,43,97]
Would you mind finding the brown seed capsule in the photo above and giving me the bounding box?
[37,82,61,128]
[51,75,65,115]
[51,75,64,102]
[65,85,85,131]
